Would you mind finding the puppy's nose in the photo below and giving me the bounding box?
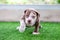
[28,20,31,23]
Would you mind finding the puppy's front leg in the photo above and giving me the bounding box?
[17,19,26,32]
[33,22,40,34]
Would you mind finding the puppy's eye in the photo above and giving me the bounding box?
[32,16,35,18]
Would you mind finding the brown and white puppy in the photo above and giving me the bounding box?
[17,8,42,34]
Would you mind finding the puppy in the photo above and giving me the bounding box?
[17,8,42,34]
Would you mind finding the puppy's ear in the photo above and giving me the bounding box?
[35,11,40,22]
[21,9,27,19]
[24,10,27,13]
[35,11,40,18]
[24,9,28,14]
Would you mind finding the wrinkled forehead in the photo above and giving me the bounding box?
[30,12,36,16]
[25,10,36,16]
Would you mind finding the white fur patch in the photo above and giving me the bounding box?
[17,19,26,32]
[32,32,40,34]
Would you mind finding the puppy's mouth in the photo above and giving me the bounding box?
[26,22,33,26]
[27,23,31,25]
[28,20,31,24]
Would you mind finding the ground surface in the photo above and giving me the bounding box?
[0,22,60,40]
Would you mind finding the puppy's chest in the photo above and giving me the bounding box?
[26,25,34,28]
[26,23,35,27]
[26,23,35,28]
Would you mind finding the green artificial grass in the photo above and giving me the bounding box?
[0,22,60,40]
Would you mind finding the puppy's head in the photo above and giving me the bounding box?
[24,8,40,26]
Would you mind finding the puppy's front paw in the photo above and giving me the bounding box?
[32,32,40,35]
[19,26,26,32]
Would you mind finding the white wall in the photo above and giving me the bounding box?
[0,5,60,22]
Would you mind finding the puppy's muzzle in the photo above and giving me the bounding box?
[28,20,31,24]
